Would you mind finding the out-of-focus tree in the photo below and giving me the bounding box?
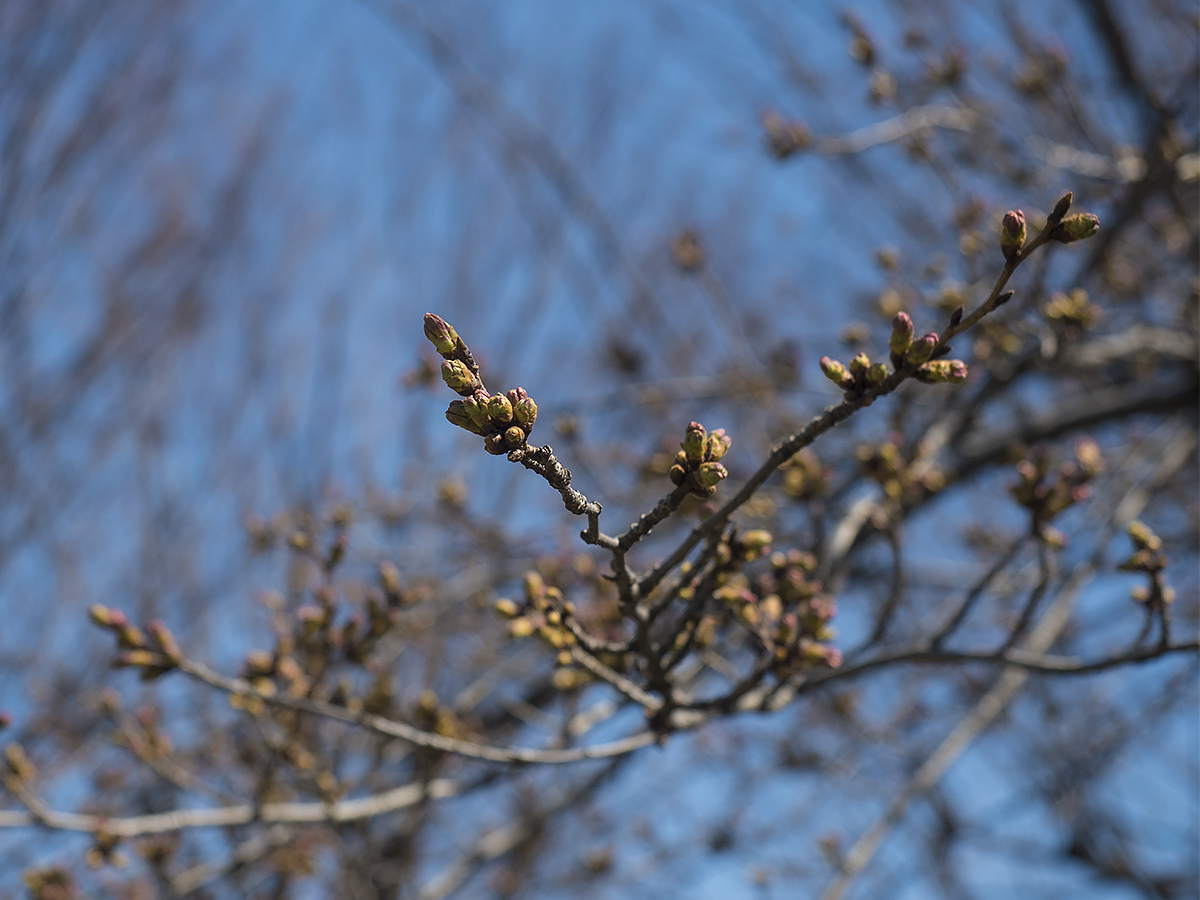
[0,1,1196,898]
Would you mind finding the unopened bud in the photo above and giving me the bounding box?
[889,311,913,357]
[741,530,773,552]
[867,362,888,384]
[423,313,459,356]
[462,391,491,428]
[917,359,968,383]
[487,393,513,425]
[705,428,731,461]
[513,396,537,430]
[1000,210,1026,261]
[905,332,939,366]
[1051,213,1100,243]
[848,352,870,378]
[494,598,520,618]
[446,400,485,434]
[669,463,687,485]
[819,356,853,388]
[694,461,728,489]
[504,425,526,447]
[483,433,507,455]
[506,387,528,406]
[682,422,707,463]
[440,359,476,394]
[1049,190,1073,222]
[89,604,114,628]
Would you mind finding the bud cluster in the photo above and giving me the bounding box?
[1119,521,1176,609]
[713,547,841,671]
[668,422,731,496]
[819,351,888,395]
[89,606,182,680]
[1010,438,1103,537]
[857,436,946,503]
[762,110,812,159]
[494,573,602,688]
[426,313,539,454]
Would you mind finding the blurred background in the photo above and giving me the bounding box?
[0,1,1196,898]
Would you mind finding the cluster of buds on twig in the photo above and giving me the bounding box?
[1119,521,1175,607]
[669,422,731,496]
[857,435,946,503]
[999,194,1100,264]
[714,545,841,670]
[495,572,594,687]
[426,313,539,455]
[762,110,812,159]
[820,310,969,397]
[1010,438,1103,540]
[89,606,182,681]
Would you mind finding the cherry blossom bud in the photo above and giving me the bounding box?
[682,422,708,463]
[705,428,731,461]
[487,393,513,426]
[440,359,476,394]
[423,313,459,356]
[819,356,853,388]
[1051,213,1100,243]
[906,332,939,366]
[514,397,538,431]
[1000,210,1026,261]
[889,311,913,358]
[504,425,526,447]
[695,461,728,489]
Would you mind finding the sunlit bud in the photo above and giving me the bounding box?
[918,359,968,383]
[682,421,708,463]
[741,530,773,553]
[1126,520,1161,552]
[905,332,939,366]
[446,401,484,434]
[695,461,728,489]
[483,434,507,455]
[504,425,526,447]
[669,463,687,485]
[506,386,528,406]
[1075,438,1102,475]
[819,356,853,388]
[1000,209,1026,261]
[889,311,913,357]
[514,396,538,431]
[848,352,870,378]
[508,617,535,639]
[487,393,513,425]
[1051,213,1100,243]
[705,428,731,461]
[440,359,476,394]
[462,390,491,428]
[493,598,520,618]
[867,362,888,384]
[423,313,459,356]
[88,604,115,628]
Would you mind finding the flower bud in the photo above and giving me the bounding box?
[1000,210,1026,261]
[682,422,707,463]
[483,434,507,455]
[741,530,773,554]
[848,352,870,378]
[494,598,520,618]
[513,396,537,431]
[905,332,939,366]
[889,311,913,357]
[440,359,476,394]
[819,356,853,388]
[705,428,731,461]
[423,313,459,356]
[917,359,968,383]
[487,393,513,426]
[446,401,485,434]
[1051,213,1100,243]
[694,461,728,489]
[867,362,888,384]
[462,390,491,428]
[504,425,526,447]
[669,463,687,485]
[506,386,528,406]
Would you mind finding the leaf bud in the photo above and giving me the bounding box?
[440,359,476,394]
[423,313,459,356]
[483,433,507,455]
[694,461,728,489]
[905,332,939,366]
[487,393,513,425]
[669,463,687,485]
[682,421,708,463]
[889,311,914,357]
[1051,213,1100,243]
[1000,209,1026,261]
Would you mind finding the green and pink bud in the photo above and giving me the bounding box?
[446,400,485,434]
[848,352,870,379]
[682,422,708,463]
[819,356,854,389]
[1000,210,1026,261]
[867,362,888,384]
[694,461,728,489]
[513,396,537,431]
[423,313,459,356]
[705,428,731,461]
[1051,213,1100,243]
[918,359,968,383]
[889,311,913,358]
[440,359,476,394]
[487,393,514,426]
[905,332,939,366]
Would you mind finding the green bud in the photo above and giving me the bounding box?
[1051,213,1100,243]
[867,362,888,384]
[705,428,731,461]
[905,332,939,366]
[487,393,514,426]
[494,598,520,618]
[819,356,853,388]
[694,461,728,489]
[848,352,870,378]
[446,401,485,434]
[504,425,526,447]
[889,311,913,357]
[89,604,114,628]
[917,359,968,383]
[1000,210,1026,261]
[483,434,507,455]
[513,396,537,431]
[682,422,707,463]
[441,359,476,394]
[423,313,460,356]
[669,463,687,485]
[741,530,773,552]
